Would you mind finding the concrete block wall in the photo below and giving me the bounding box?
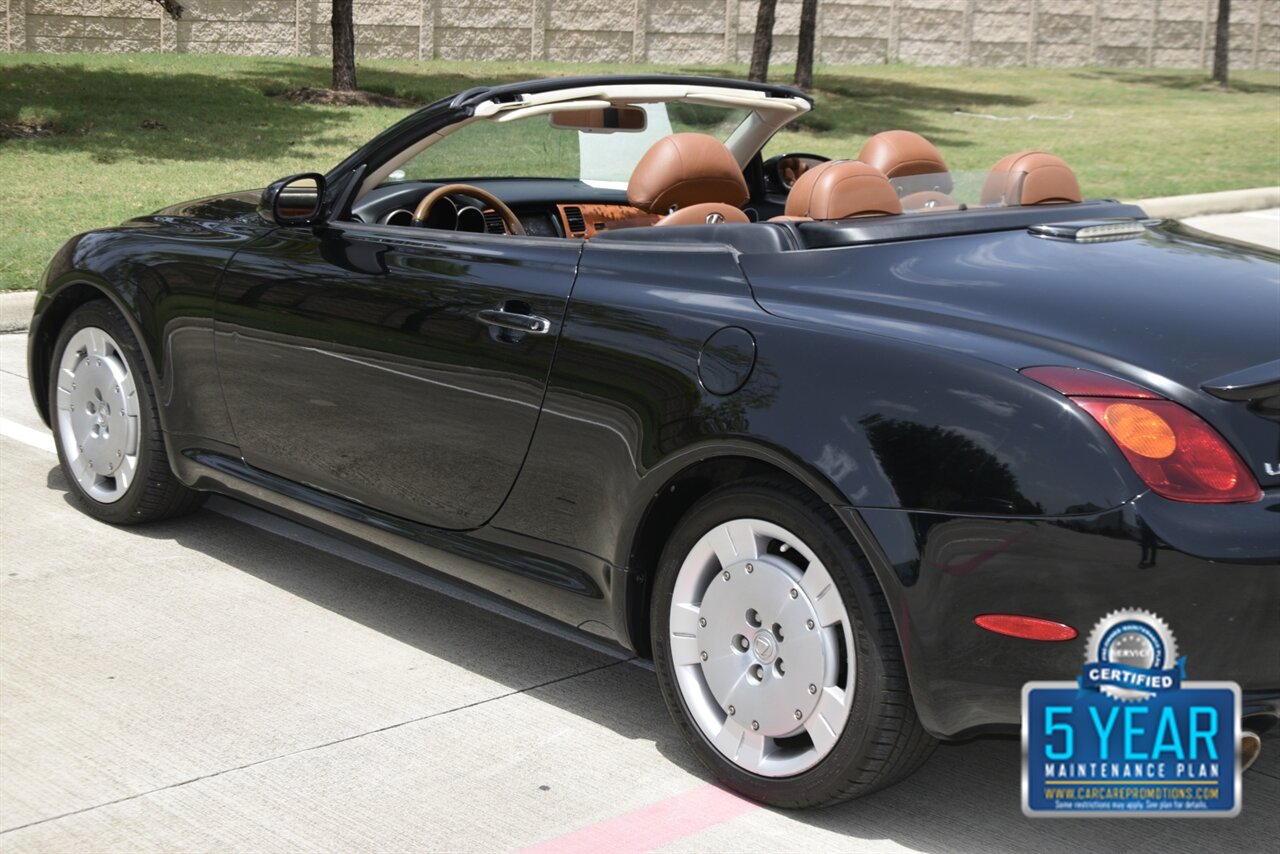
[3,0,1277,70]
[542,3,636,63]
[179,0,296,56]
[647,0,728,64]
[22,0,162,53]
[432,0,532,61]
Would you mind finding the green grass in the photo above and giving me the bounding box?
[1,53,1277,291]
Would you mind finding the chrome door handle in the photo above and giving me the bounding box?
[476,309,551,335]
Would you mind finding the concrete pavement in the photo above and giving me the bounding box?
[0,293,33,335]
[3,205,1280,851]
[1136,186,1280,220]
[1183,208,1280,252]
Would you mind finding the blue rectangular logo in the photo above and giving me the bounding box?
[1022,681,1241,817]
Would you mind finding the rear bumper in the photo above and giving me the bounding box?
[844,488,1280,740]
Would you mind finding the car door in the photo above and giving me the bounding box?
[213,221,581,530]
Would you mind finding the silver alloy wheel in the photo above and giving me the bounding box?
[55,326,140,504]
[669,518,856,777]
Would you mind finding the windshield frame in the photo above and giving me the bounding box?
[350,82,811,206]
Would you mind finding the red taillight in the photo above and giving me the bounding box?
[1074,399,1259,502]
[974,614,1078,641]
[1023,366,1262,504]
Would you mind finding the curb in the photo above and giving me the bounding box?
[1132,186,1280,219]
[0,291,35,335]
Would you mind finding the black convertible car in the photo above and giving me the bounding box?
[26,75,1279,807]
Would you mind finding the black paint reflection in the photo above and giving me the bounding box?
[862,415,1042,515]
[215,225,581,531]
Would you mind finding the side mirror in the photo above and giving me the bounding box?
[762,153,829,194]
[260,173,326,225]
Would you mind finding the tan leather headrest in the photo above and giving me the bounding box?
[784,160,902,220]
[981,151,1082,206]
[656,203,750,227]
[627,133,749,214]
[858,130,952,194]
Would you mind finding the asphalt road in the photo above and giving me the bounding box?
[2,209,1278,852]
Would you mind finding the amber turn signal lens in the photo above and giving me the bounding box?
[1100,402,1176,459]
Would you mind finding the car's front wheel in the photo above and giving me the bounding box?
[652,479,936,807]
[49,300,205,524]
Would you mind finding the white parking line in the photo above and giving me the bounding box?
[0,417,55,454]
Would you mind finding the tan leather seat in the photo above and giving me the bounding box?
[627,133,749,227]
[981,151,1082,206]
[858,130,954,210]
[775,160,902,221]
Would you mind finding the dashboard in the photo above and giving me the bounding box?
[349,178,659,239]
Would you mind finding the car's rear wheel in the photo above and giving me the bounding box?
[651,479,936,807]
[49,300,204,524]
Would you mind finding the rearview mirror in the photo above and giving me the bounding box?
[260,173,326,225]
[549,106,647,133]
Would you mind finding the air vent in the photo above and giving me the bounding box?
[564,206,586,235]
[483,210,505,234]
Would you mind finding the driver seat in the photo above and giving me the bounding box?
[627,133,750,227]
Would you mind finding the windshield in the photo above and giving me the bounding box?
[892,171,987,208]
[395,102,751,188]
[888,169,1082,210]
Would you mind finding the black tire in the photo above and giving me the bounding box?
[651,478,936,808]
[48,300,205,525]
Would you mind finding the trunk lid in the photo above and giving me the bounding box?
[741,219,1280,488]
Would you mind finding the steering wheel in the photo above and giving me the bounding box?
[411,183,526,235]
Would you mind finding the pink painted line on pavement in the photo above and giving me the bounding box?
[518,783,761,854]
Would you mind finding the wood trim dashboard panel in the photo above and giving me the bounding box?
[557,203,659,238]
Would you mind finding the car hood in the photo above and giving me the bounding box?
[741,219,1280,484]
[150,189,264,221]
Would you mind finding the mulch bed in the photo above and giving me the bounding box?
[0,119,62,141]
[277,87,418,108]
